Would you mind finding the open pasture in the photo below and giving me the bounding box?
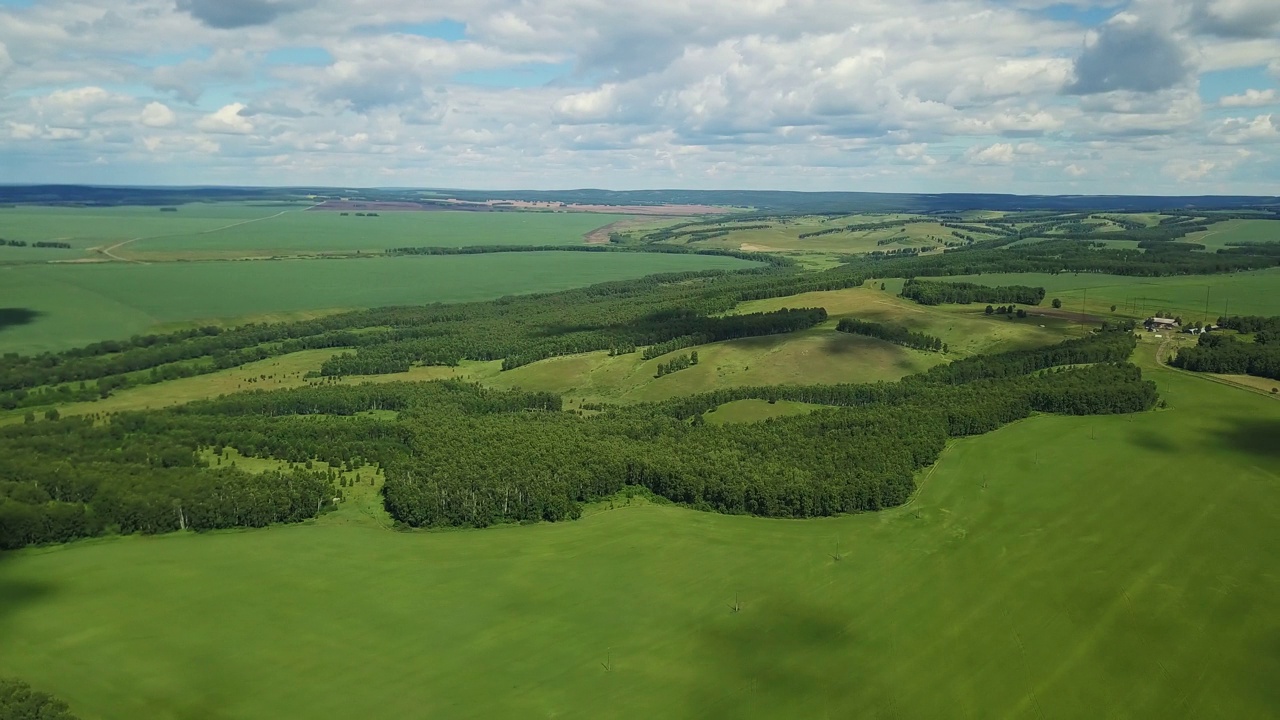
[734,283,1075,356]
[487,329,943,405]
[2,347,1277,719]
[1186,219,1280,250]
[927,269,1280,324]
[0,252,757,355]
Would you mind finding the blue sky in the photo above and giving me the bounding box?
[0,0,1277,193]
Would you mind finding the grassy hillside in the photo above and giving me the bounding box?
[0,252,757,354]
[2,342,1277,719]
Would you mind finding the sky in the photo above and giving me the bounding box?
[0,0,1277,194]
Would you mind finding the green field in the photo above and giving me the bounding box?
[129,210,625,258]
[930,269,1280,323]
[1187,219,1280,250]
[0,252,757,354]
[3,344,1278,719]
[0,205,624,262]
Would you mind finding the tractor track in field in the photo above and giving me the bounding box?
[96,205,319,264]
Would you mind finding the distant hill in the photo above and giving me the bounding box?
[1,184,1276,215]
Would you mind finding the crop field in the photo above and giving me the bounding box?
[928,269,1280,323]
[1186,219,1280,250]
[0,204,290,261]
[127,209,627,259]
[2,345,1277,719]
[0,204,627,263]
[0,252,757,355]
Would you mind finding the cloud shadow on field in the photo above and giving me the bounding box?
[0,308,41,333]
[0,555,58,647]
[1211,417,1280,462]
[1128,428,1177,453]
[684,598,884,718]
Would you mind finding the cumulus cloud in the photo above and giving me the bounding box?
[1164,158,1217,181]
[1188,0,1280,39]
[965,143,1016,164]
[0,0,1275,191]
[196,103,254,134]
[139,102,177,128]
[175,0,310,29]
[1067,16,1192,94]
[1220,89,1277,108]
[1209,114,1278,144]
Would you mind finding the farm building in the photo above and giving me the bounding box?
[1144,317,1179,331]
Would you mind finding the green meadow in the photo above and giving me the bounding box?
[2,343,1277,719]
[0,252,756,355]
[931,269,1280,322]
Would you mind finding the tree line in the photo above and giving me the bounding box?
[836,318,946,352]
[900,278,1045,306]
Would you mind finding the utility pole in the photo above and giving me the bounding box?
[1081,287,1088,332]
[1204,285,1211,327]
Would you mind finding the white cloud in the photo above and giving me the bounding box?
[1209,114,1279,144]
[1220,89,1277,108]
[1164,158,1216,181]
[965,143,1016,164]
[0,0,1274,192]
[139,102,177,128]
[196,103,254,134]
[1064,163,1087,177]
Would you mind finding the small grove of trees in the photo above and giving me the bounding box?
[1052,298,1063,309]
[836,318,946,352]
[655,352,698,377]
[985,305,1025,317]
[901,279,1045,306]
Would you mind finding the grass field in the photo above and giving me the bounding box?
[929,269,1280,324]
[2,342,1277,719]
[0,204,623,262]
[1186,219,1280,250]
[0,252,757,355]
